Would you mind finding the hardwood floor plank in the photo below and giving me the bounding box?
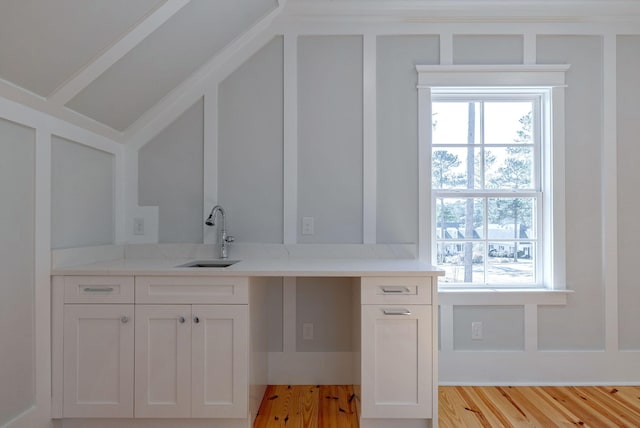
[438,384,471,428]
[254,385,320,428]
[482,386,539,426]
[317,385,359,428]
[580,387,640,426]
[540,386,619,428]
[455,386,507,427]
[516,386,585,427]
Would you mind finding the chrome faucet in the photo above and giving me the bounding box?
[205,205,234,259]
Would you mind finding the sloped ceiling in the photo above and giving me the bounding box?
[0,0,278,136]
[0,0,164,97]
[67,0,278,131]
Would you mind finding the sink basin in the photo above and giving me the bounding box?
[176,260,239,268]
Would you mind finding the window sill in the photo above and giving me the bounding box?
[438,288,571,306]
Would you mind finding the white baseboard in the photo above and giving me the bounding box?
[439,350,640,384]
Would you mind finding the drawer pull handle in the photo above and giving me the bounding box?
[380,286,410,294]
[193,316,200,324]
[178,316,186,324]
[121,316,129,324]
[83,287,114,293]
[383,308,412,316]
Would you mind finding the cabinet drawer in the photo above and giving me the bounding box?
[361,276,431,305]
[64,276,134,303]
[135,276,249,304]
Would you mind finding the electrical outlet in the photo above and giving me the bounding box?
[302,323,314,340]
[471,321,483,340]
[133,218,145,235]
[302,217,314,235]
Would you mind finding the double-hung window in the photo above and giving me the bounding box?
[417,65,569,290]
[432,90,541,286]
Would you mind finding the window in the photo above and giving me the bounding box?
[432,91,542,286]
[416,66,569,290]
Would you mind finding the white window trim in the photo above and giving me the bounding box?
[417,64,570,297]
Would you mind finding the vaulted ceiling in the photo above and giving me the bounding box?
[0,0,279,137]
[2,0,640,142]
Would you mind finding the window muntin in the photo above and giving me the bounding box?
[432,91,543,287]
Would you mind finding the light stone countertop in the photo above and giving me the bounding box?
[51,244,443,277]
[51,259,442,277]
[51,257,443,277]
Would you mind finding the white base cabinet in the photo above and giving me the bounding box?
[53,275,250,421]
[360,276,436,427]
[63,304,134,418]
[135,304,248,418]
[361,305,432,418]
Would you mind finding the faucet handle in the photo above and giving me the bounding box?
[225,235,235,243]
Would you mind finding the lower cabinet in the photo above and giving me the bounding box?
[360,276,435,423]
[55,275,250,420]
[135,304,248,418]
[361,304,432,419]
[63,304,134,418]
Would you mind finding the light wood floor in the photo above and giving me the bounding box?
[255,385,640,427]
[254,385,359,428]
[440,385,640,427]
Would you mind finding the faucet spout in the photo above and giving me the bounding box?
[205,205,233,259]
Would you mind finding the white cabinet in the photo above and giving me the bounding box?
[360,276,436,423]
[361,305,432,418]
[53,275,250,421]
[63,304,134,418]
[191,304,249,418]
[134,305,191,418]
[135,304,248,418]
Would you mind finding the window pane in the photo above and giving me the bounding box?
[437,242,485,284]
[487,242,536,284]
[432,102,480,145]
[485,146,534,190]
[436,198,485,240]
[484,102,533,145]
[432,147,482,189]
[487,197,536,239]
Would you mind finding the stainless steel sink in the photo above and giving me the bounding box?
[176,260,239,268]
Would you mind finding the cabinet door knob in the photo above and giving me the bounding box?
[121,316,129,323]
[178,316,186,323]
[193,316,200,324]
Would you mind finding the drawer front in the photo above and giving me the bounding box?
[361,276,431,305]
[135,276,249,304]
[64,276,134,303]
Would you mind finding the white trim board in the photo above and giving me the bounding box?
[439,350,640,384]
[49,0,192,106]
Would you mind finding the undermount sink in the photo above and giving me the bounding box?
[176,260,240,268]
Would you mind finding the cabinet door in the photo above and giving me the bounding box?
[135,305,191,418]
[361,305,432,419]
[63,304,134,418]
[191,305,248,418]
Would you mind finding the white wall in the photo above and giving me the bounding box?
[376,35,439,244]
[51,136,115,249]
[297,36,363,244]
[218,36,284,244]
[0,118,35,426]
[0,93,122,428]
[139,98,204,244]
[617,35,640,351]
